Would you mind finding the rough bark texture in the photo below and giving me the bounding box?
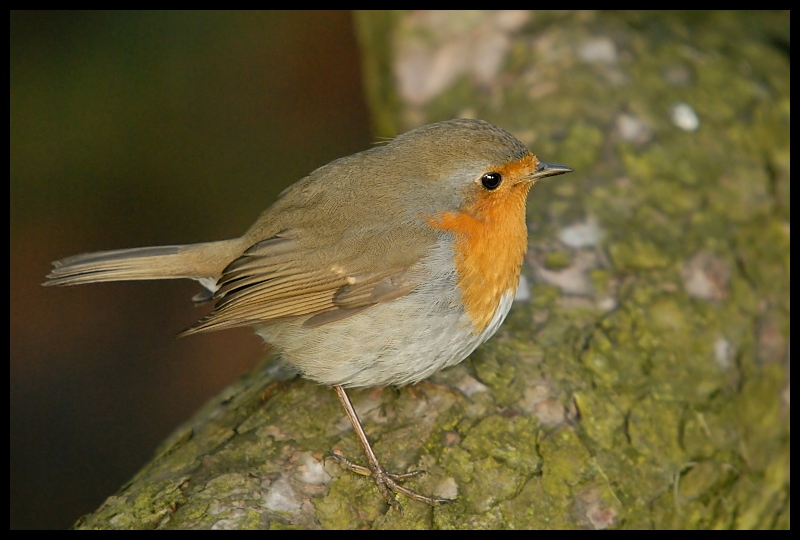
[75,11,789,529]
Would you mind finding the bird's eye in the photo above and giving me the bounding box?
[481,172,502,190]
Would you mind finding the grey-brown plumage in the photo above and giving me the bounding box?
[45,119,531,337]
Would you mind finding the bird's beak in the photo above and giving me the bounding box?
[531,161,574,180]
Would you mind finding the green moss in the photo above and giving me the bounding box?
[500,477,575,529]
[557,123,604,173]
[538,428,592,498]
[315,469,388,529]
[608,240,671,271]
[461,416,541,475]
[573,391,628,451]
[544,250,572,270]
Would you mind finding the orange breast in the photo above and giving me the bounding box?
[427,155,537,332]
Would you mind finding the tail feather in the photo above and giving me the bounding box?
[44,240,241,287]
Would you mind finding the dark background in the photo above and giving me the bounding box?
[11,11,372,529]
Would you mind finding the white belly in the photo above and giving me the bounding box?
[256,241,516,388]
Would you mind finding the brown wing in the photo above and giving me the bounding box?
[180,228,428,335]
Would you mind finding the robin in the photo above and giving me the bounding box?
[45,118,572,509]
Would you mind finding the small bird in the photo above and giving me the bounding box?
[45,119,572,509]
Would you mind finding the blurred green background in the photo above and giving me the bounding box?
[10,11,372,529]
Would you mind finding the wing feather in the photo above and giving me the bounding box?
[181,228,434,336]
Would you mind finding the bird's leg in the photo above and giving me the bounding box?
[330,385,451,510]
